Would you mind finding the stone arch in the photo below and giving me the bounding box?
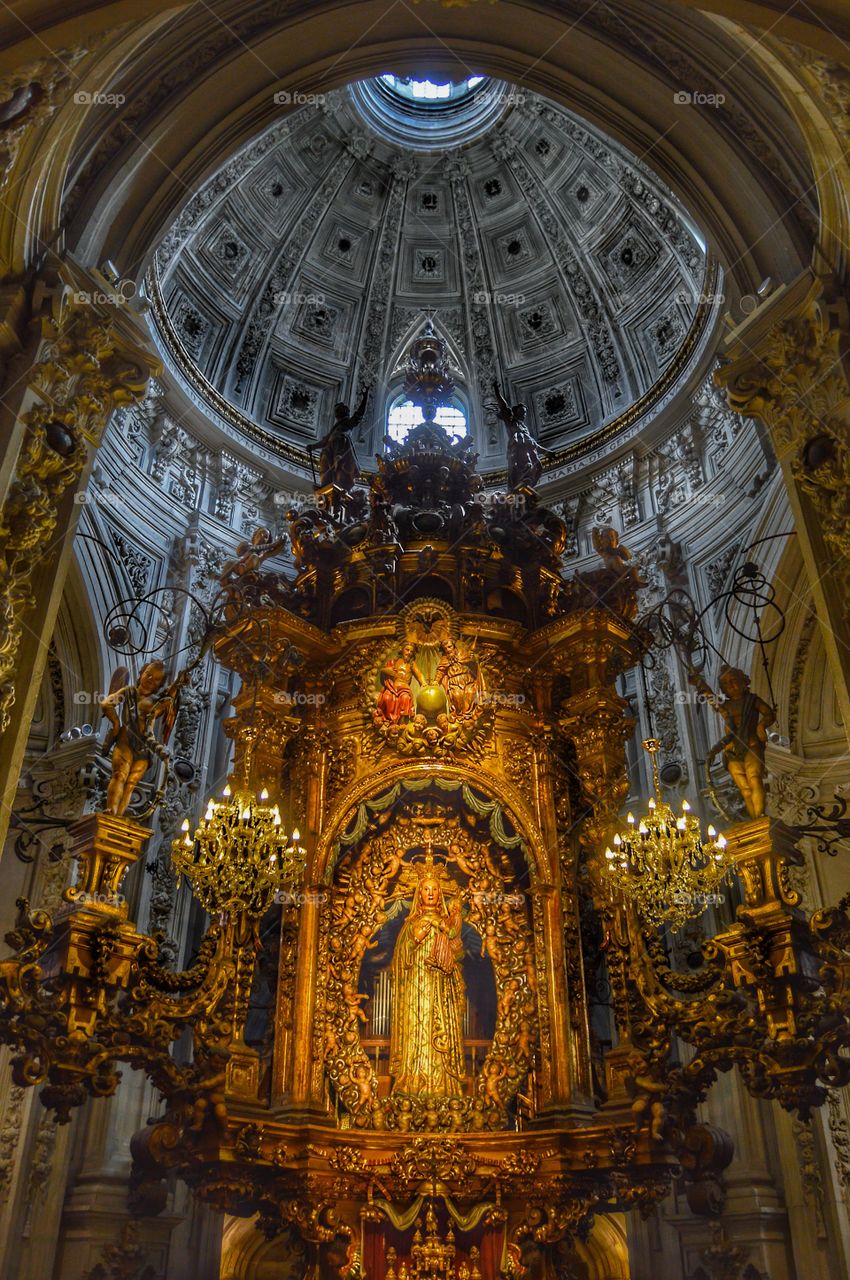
[221,1216,307,1280]
[4,3,823,296]
[312,760,552,886]
[578,1213,630,1280]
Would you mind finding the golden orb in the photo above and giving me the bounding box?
[415,683,448,722]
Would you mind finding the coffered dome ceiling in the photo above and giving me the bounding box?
[148,79,715,474]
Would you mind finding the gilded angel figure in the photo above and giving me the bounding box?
[100,662,185,817]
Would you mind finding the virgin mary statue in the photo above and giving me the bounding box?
[389,865,466,1098]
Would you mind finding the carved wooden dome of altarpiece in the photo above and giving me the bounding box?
[4,345,850,1278]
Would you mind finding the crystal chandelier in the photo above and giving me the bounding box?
[174,785,304,918]
[604,738,728,931]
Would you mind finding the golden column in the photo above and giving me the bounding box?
[716,270,850,746]
[554,616,636,854]
[526,614,638,1117]
[278,723,331,1117]
[531,722,594,1116]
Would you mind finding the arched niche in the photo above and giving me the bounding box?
[290,771,565,1131]
[221,1217,307,1280]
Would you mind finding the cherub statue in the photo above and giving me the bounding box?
[469,1097,487,1131]
[220,526,285,586]
[592,526,646,586]
[626,1055,668,1143]
[311,387,371,496]
[492,380,548,491]
[481,1057,507,1106]
[100,662,185,817]
[219,526,287,615]
[687,664,776,818]
[395,1096,413,1132]
[351,1062,374,1111]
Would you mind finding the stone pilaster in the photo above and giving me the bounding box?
[716,270,850,747]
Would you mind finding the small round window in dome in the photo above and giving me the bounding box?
[387,396,467,444]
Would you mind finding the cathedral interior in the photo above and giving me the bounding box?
[4,2,850,1278]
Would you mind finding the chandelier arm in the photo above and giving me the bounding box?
[132,925,223,993]
[640,930,725,995]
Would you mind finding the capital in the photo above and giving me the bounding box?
[715,271,850,464]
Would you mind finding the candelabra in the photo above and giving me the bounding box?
[0,782,307,1120]
[605,738,729,930]
[171,786,304,1093]
[385,1204,481,1280]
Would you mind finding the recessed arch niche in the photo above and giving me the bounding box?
[315,776,545,1133]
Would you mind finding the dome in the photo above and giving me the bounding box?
[147,80,715,477]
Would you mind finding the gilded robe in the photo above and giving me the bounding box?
[389,902,466,1097]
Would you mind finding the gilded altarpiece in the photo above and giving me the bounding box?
[209,562,661,1276]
